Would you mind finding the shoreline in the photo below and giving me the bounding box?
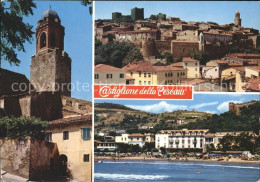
[95,156,260,165]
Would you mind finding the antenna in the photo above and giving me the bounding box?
[49,4,51,9]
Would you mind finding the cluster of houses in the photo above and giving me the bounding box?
[95,129,255,153]
[95,53,260,92]
[95,8,260,92]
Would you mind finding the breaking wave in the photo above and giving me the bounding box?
[95,173,169,180]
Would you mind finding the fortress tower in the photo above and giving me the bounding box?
[30,8,71,96]
[234,11,241,26]
[199,32,204,51]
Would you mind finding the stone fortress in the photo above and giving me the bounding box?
[0,8,92,182]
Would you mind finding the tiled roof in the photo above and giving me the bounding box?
[172,40,199,43]
[246,77,260,91]
[123,61,185,72]
[183,57,199,62]
[181,78,207,85]
[95,64,123,71]
[227,53,260,59]
[49,114,92,127]
[0,68,31,97]
[116,29,159,34]
[129,133,145,137]
[246,66,260,71]
[215,60,228,64]
[170,62,183,67]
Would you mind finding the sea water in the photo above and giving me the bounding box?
[94,160,260,182]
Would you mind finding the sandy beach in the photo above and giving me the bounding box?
[95,156,260,164]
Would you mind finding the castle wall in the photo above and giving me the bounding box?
[171,41,199,59]
[155,40,171,55]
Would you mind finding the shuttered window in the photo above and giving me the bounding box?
[82,128,91,140]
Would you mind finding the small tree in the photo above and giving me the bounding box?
[0,116,49,140]
[160,147,166,154]
[190,50,210,65]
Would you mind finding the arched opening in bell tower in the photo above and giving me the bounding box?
[40,32,47,48]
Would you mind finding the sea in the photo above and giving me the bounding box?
[94,160,260,182]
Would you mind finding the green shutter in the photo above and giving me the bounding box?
[82,128,91,140]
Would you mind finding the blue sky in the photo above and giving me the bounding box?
[95,1,260,30]
[95,93,260,114]
[2,1,92,101]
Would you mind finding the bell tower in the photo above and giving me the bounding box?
[30,8,71,96]
[234,11,241,26]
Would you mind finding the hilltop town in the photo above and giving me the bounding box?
[94,7,260,92]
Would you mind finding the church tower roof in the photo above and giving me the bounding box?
[41,8,60,20]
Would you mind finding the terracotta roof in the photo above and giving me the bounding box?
[245,77,260,91]
[0,68,32,97]
[123,61,185,72]
[233,67,246,72]
[246,66,260,72]
[181,79,207,85]
[95,64,122,71]
[215,60,228,64]
[49,115,92,127]
[222,75,236,80]
[170,62,183,67]
[205,133,215,138]
[227,53,260,59]
[116,29,159,34]
[172,40,199,43]
[183,57,199,62]
[129,133,145,137]
[228,63,243,67]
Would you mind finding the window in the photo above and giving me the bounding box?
[148,73,151,77]
[40,32,46,48]
[63,131,69,140]
[185,63,188,66]
[215,69,217,71]
[144,72,147,77]
[148,81,151,85]
[120,74,124,78]
[182,48,185,53]
[139,81,142,85]
[106,74,112,79]
[130,72,133,76]
[45,132,52,142]
[94,74,99,79]
[195,63,197,66]
[165,81,167,85]
[195,68,197,71]
[144,81,147,85]
[195,74,198,78]
[139,72,141,77]
[83,154,89,162]
[82,128,91,140]
[165,73,167,77]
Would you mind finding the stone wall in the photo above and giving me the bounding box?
[31,49,71,97]
[229,101,259,115]
[0,138,59,180]
[29,138,59,180]
[171,41,199,59]
[61,96,92,117]
[155,40,171,55]
[30,92,63,121]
